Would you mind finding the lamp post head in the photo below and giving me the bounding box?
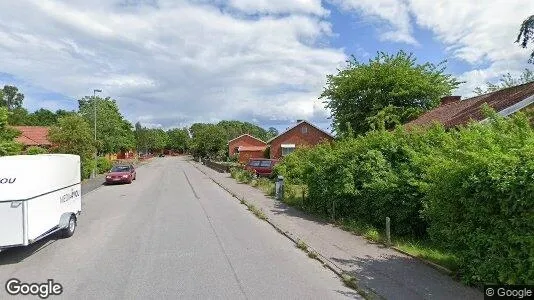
[94,89,102,93]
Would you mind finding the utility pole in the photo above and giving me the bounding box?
[92,89,102,179]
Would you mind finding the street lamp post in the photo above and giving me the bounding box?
[92,89,102,179]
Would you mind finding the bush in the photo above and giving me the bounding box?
[81,158,95,180]
[25,146,48,155]
[422,114,534,284]
[275,111,534,285]
[96,157,113,174]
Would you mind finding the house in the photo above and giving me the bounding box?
[11,126,52,149]
[406,81,534,129]
[267,120,334,159]
[227,134,267,163]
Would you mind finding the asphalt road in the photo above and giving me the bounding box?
[0,157,358,299]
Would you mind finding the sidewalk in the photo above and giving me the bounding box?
[191,161,483,300]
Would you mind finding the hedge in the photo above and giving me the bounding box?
[274,111,534,285]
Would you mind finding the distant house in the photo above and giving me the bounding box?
[228,134,267,163]
[267,120,334,159]
[11,126,52,149]
[406,81,534,129]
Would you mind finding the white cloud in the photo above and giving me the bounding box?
[330,0,417,45]
[0,0,346,129]
[331,0,534,97]
[228,0,327,16]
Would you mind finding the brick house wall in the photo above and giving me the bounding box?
[228,134,267,156]
[238,150,265,163]
[269,121,334,159]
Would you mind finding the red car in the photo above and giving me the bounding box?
[244,158,279,178]
[105,164,136,184]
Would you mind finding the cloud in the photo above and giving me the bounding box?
[227,0,328,16]
[0,0,346,129]
[331,0,534,97]
[330,0,418,45]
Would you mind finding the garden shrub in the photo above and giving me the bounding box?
[422,114,534,284]
[96,157,113,174]
[25,146,48,155]
[275,111,534,285]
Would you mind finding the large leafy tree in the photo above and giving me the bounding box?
[29,108,58,126]
[216,120,271,141]
[78,96,135,154]
[516,15,534,63]
[189,123,226,159]
[0,107,22,156]
[320,50,461,136]
[0,85,24,110]
[7,107,30,125]
[167,128,190,153]
[474,69,534,95]
[48,115,96,178]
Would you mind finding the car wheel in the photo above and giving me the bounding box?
[62,215,76,238]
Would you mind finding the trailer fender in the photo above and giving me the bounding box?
[59,213,75,229]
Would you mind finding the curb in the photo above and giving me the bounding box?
[189,161,383,300]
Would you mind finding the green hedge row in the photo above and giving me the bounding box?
[274,112,534,285]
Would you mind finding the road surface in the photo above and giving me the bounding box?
[0,157,358,299]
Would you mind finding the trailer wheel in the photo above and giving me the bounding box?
[62,215,77,238]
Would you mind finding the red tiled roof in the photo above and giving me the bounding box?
[406,81,534,128]
[238,146,267,152]
[12,126,52,146]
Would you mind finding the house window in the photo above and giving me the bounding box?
[234,147,239,153]
[301,126,308,134]
[281,144,296,156]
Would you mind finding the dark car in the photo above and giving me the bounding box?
[159,153,165,157]
[244,158,279,178]
[105,164,136,184]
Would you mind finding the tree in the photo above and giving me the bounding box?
[267,127,279,140]
[1,85,24,110]
[516,15,534,63]
[320,50,461,135]
[48,115,96,178]
[7,107,30,125]
[0,107,22,156]
[29,108,58,126]
[78,96,135,154]
[167,128,190,153]
[474,69,534,95]
[216,120,271,141]
[189,124,226,159]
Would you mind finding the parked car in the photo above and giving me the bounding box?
[159,153,165,157]
[244,158,279,178]
[105,164,136,184]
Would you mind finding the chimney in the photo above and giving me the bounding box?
[440,96,461,105]
[296,119,304,123]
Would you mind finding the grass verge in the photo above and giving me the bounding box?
[229,166,457,275]
[339,219,458,272]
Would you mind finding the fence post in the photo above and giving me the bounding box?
[386,217,391,247]
[275,176,284,200]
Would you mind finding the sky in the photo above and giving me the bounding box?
[0,0,533,133]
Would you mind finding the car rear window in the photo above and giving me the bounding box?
[259,160,271,167]
[111,165,130,172]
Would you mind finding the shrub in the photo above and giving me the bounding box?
[25,146,48,155]
[96,157,113,174]
[423,114,534,284]
[275,111,534,285]
[81,158,95,179]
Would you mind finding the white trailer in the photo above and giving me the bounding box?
[0,154,82,249]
